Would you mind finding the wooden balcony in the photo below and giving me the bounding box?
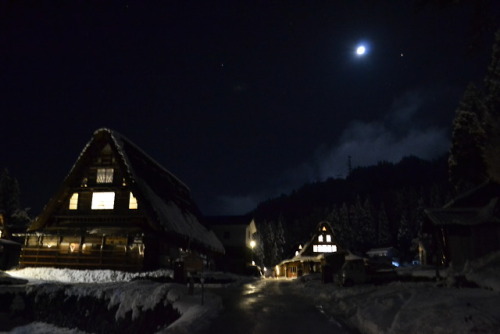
[19,246,144,271]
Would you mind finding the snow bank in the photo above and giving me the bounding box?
[0,271,28,285]
[9,321,88,334]
[463,251,500,292]
[293,276,500,334]
[161,293,223,334]
[7,267,173,283]
[5,268,224,334]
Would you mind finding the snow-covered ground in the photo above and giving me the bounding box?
[3,251,500,334]
[291,251,500,334]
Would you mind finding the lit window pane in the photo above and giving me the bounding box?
[91,192,115,210]
[69,193,78,210]
[129,192,138,209]
[97,168,114,183]
[313,245,318,253]
[326,234,331,242]
[318,235,324,242]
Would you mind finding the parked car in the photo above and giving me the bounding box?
[336,259,367,286]
[336,258,398,286]
[244,265,263,277]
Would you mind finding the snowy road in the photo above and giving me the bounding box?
[205,279,352,334]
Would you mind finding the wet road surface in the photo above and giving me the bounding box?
[205,279,352,334]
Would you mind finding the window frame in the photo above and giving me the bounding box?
[96,168,114,184]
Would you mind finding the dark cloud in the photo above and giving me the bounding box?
[214,88,451,215]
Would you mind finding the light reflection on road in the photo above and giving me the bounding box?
[206,278,352,334]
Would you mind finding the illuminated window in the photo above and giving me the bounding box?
[322,226,327,231]
[318,235,324,242]
[69,193,79,210]
[129,192,138,209]
[91,192,115,209]
[313,244,337,253]
[96,168,114,183]
[326,234,332,242]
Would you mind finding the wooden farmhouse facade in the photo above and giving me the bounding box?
[277,221,345,278]
[20,128,224,271]
[425,181,500,270]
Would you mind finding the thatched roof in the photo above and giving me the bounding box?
[29,128,224,254]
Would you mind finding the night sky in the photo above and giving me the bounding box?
[2,1,499,216]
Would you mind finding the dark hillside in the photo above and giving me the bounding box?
[252,155,451,266]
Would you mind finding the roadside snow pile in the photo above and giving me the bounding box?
[26,280,181,321]
[9,321,88,334]
[295,274,500,334]
[5,268,223,333]
[7,267,173,283]
[463,251,500,292]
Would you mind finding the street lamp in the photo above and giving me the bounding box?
[250,240,256,265]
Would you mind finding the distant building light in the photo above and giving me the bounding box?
[250,240,256,249]
[313,244,337,253]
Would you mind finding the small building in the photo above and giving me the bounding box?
[20,128,224,271]
[205,215,257,273]
[425,181,500,270]
[276,221,345,278]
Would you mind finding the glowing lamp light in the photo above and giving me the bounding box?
[250,240,256,249]
[356,45,366,55]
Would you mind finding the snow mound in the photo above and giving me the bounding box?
[463,251,500,292]
[293,277,500,334]
[7,267,173,283]
[9,321,88,334]
[0,271,28,285]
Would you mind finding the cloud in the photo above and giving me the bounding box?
[214,88,451,215]
[317,122,449,179]
[317,88,450,179]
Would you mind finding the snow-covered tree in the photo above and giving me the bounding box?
[377,203,392,246]
[448,83,488,193]
[483,30,500,182]
[0,168,30,231]
[0,168,21,216]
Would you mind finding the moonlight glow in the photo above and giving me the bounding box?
[356,45,366,55]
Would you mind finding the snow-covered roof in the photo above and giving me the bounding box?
[426,198,500,226]
[29,128,224,254]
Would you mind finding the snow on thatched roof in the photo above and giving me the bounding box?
[29,128,224,254]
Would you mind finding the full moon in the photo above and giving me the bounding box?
[356,45,366,55]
